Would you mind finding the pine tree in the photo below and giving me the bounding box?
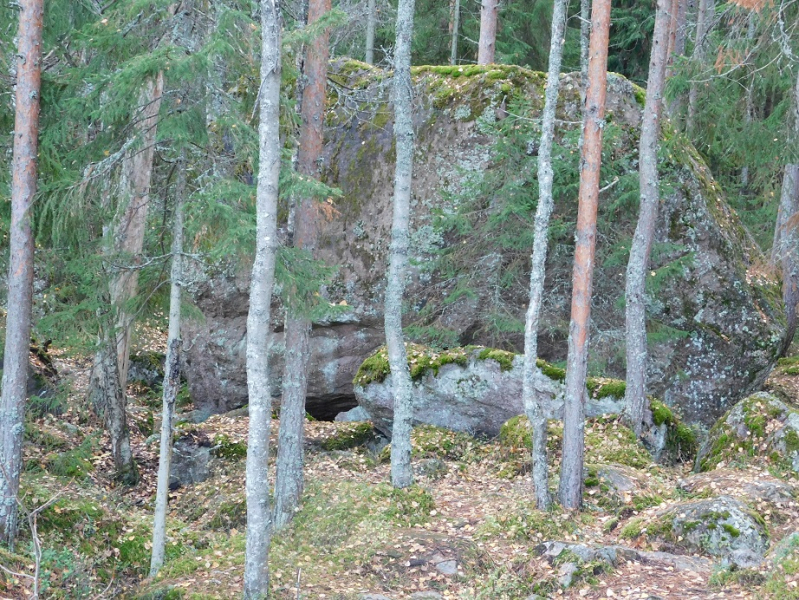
[273,0,332,532]
[386,0,417,490]
[624,0,672,436]
[478,0,498,64]
[559,0,612,511]
[243,0,283,594]
[0,0,43,545]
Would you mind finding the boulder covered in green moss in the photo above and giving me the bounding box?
[696,392,799,473]
[625,496,769,567]
[354,345,627,437]
[181,57,784,430]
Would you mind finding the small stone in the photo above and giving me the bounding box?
[558,562,578,588]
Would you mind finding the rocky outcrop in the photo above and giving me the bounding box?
[181,60,784,424]
[696,392,799,473]
[352,345,624,437]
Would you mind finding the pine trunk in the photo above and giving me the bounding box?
[87,72,164,484]
[449,0,460,66]
[522,0,569,512]
[686,0,713,134]
[558,0,611,511]
[243,0,282,596]
[149,154,186,577]
[623,0,671,437]
[0,0,43,546]
[386,0,416,490]
[273,0,330,532]
[477,0,498,65]
[365,0,377,64]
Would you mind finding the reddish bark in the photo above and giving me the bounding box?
[0,0,44,544]
[478,0,498,64]
[558,0,612,511]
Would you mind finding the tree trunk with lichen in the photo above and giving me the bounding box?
[522,0,569,512]
[0,0,43,546]
[386,0,417,490]
[558,0,611,511]
[243,0,282,596]
[149,153,186,578]
[624,0,671,437]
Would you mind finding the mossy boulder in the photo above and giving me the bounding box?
[354,345,625,437]
[696,392,799,473]
[630,496,769,567]
[181,58,784,429]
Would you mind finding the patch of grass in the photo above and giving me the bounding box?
[320,422,376,451]
[43,435,98,479]
[619,517,645,540]
[211,434,247,459]
[478,505,579,542]
[207,499,246,530]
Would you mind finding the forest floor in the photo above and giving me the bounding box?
[3,337,799,599]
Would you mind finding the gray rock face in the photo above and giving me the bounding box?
[696,392,799,472]
[355,351,621,437]
[180,62,784,425]
[169,436,211,488]
[182,270,379,418]
[656,495,769,566]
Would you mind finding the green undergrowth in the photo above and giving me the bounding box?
[379,424,484,463]
[649,399,699,463]
[320,422,376,451]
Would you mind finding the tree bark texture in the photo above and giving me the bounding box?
[449,0,460,66]
[522,0,569,512]
[581,0,591,88]
[558,0,611,511]
[686,0,714,134]
[365,0,377,64]
[87,72,164,484]
[624,0,671,437]
[0,0,43,546]
[386,0,417,490]
[149,154,186,577]
[775,67,799,354]
[477,0,498,65]
[243,1,282,596]
[273,0,331,532]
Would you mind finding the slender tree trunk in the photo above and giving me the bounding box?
[477,0,498,65]
[0,0,43,546]
[775,69,799,354]
[623,0,671,437]
[522,0,569,512]
[386,0,416,490]
[665,0,681,77]
[558,0,611,511]
[741,12,756,189]
[365,0,377,64]
[273,0,331,532]
[243,0,282,596]
[581,0,591,87]
[149,154,186,577]
[449,0,460,66]
[686,0,713,134]
[87,72,164,484]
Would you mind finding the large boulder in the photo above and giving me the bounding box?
[182,60,784,424]
[353,345,625,437]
